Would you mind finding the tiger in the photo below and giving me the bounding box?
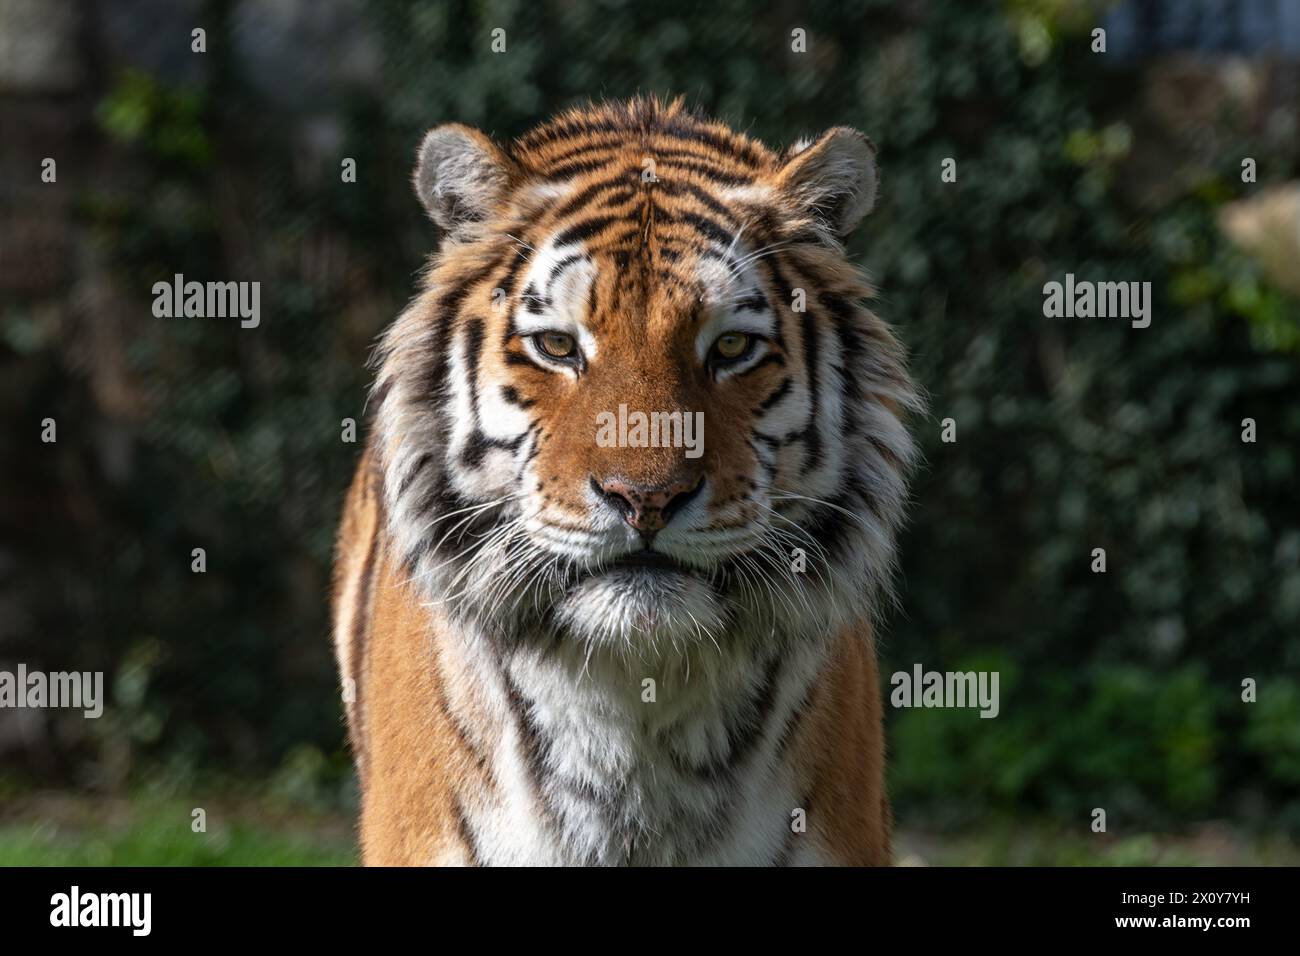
[332,97,921,866]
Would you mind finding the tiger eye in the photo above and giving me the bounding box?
[538,331,576,358]
[714,332,749,359]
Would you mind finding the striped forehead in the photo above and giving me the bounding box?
[515,109,772,186]
[515,129,773,257]
[512,223,774,343]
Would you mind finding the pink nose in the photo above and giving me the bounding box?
[592,475,704,534]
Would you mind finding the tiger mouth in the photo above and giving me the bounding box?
[600,549,694,576]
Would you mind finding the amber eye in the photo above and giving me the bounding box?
[713,332,750,361]
[537,331,577,359]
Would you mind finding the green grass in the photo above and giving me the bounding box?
[894,823,1300,866]
[3,791,1297,865]
[0,793,356,866]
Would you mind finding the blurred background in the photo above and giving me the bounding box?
[2,0,1298,865]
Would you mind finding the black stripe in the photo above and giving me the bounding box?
[550,177,636,221]
[532,137,624,168]
[733,352,785,379]
[460,319,527,468]
[797,306,823,473]
[644,145,751,166]
[657,178,741,222]
[496,246,534,347]
[675,652,785,782]
[463,318,486,412]
[521,281,549,314]
[519,110,766,168]
[347,469,382,775]
[672,209,735,247]
[503,673,546,786]
[498,245,532,296]
[500,385,534,410]
[727,652,786,767]
[500,663,566,838]
[433,674,493,778]
[553,214,622,248]
[461,432,526,469]
[422,254,511,406]
[798,489,868,560]
[414,473,476,559]
[545,253,584,291]
[775,681,816,760]
[761,258,824,473]
[514,427,541,482]
[452,796,485,866]
[655,158,753,186]
[755,259,791,353]
[589,227,646,251]
[657,122,767,167]
[518,117,626,150]
[542,156,631,180]
[396,453,432,497]
[748,437,777,481]
[756,377,793,414]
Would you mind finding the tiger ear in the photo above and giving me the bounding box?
[776,127,878,238]
[413,124,517,231]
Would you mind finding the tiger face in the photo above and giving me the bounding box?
[373,99,918,656]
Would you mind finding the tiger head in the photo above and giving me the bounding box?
[373,98,919,656]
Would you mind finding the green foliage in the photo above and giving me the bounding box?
[1244,679,1300,787]
[97,69,212,168]
[888,662,1232,822]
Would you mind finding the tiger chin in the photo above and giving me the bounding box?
[332,97,921,866]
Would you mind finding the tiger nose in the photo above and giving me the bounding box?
[591,475,705,534]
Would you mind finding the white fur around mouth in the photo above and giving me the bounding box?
[554,566,727,650]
